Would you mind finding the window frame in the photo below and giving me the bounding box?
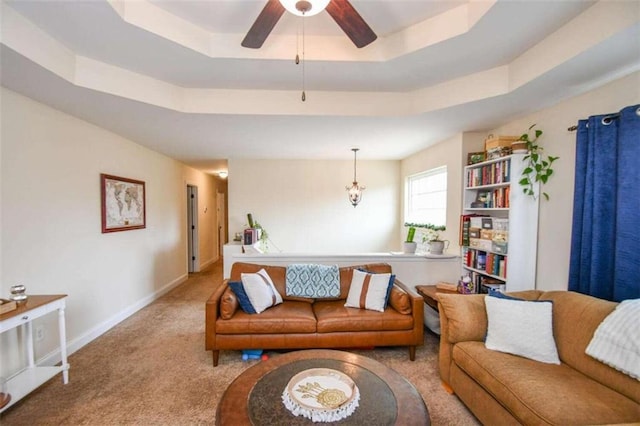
[404,166,448,227]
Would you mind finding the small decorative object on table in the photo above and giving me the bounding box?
[282,368,360,423]
[458,275,475,294]
[10,285,27,303]
[0,299,17,314]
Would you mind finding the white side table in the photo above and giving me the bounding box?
[0,294,69,413]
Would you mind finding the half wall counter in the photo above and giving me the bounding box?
[222,244,460,288]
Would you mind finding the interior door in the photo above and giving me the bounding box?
[187,185,199,273]
[217,192,226,259]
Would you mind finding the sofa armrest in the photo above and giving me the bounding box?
[437,293,488,387]
[205,280,230,351]
[394,279,424,346]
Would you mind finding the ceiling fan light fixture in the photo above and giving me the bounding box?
[279,0,330,17]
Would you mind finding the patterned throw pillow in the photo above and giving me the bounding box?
[344,269,393,312]
[285,264,340,298]
[484,294,560,364]
[241,268,283,314]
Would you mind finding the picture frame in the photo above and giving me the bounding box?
[101,174,146,233]
[467,152,486,165]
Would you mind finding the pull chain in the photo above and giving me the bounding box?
[295,24,299,65]
[301,12,306,102]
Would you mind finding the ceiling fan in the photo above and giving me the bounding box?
[242,0,377,49]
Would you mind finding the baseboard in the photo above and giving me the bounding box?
[38,273,189,367]
[200,256,217,270]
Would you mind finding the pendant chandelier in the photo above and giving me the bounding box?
[346,148,365,207]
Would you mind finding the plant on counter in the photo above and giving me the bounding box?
[405,225,417,243]
[404,222,446,242]
[517,124,559,200]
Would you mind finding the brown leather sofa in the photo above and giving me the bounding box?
[205,262,424,366]
[438,290,640,425]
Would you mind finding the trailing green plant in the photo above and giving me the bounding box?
[404,222,446,242]
[518,124,559,200]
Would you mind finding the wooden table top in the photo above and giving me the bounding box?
[216,349,430,425]
[0,295,67,321]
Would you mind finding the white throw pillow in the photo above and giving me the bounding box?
[484,295,560,364]
[344,269,392,312]
[241,269,283,314]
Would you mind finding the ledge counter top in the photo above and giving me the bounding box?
[222,245,460,288]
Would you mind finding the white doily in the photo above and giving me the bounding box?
[282,368,360,423]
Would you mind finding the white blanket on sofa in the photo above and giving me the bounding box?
[585,298,640,380]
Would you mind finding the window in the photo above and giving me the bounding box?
[405,166,447,226]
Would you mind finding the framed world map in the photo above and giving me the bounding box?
[101,174,146,233]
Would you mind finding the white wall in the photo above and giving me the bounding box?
[228,159,400,253]
[400,132,485,254]
[399,71,639,292]
[489,71,640,291]
[0,88,218,376]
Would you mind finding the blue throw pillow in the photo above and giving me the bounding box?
[228,281,256,314]
[487,289,520,300]
[487,289,553,304]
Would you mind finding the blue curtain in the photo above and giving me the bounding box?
[569,104,640,302]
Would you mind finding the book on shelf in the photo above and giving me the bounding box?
[466,158,512,187]
[459,214,486,246]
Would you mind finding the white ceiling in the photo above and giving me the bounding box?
[1,0,639,174]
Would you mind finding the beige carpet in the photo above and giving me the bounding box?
[0,261,479,425]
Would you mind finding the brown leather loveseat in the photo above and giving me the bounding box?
[205,262,424,366]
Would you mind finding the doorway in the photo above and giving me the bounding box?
[187,185,199,273]
[217,192,226,259]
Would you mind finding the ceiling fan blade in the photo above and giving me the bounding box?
[241,0,285,49]
[325,0,377,48]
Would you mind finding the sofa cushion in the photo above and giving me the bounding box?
[338,263,392,299]
[216,301,316,334]
[485,294,560,364]
[220,286,239,319]
[452,341,640,425]
[228,281,256,314]
[438,294,487,343]
[344,269,393,312]
[314,300,414,333]
[389,286,412,314]
[241,269,283,314]
[539,291,640,404]
[586,298,640,380]
[230,263,314,303]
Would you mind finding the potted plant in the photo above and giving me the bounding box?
[403,225,417,254]
[420,224,448,254]
[516,124,559,200]
[404,222,447,254]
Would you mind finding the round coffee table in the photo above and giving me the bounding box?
[216,349,430,425]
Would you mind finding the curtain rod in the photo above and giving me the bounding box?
[568,112,623,132]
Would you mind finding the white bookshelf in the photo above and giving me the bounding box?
[462,154,539,292]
